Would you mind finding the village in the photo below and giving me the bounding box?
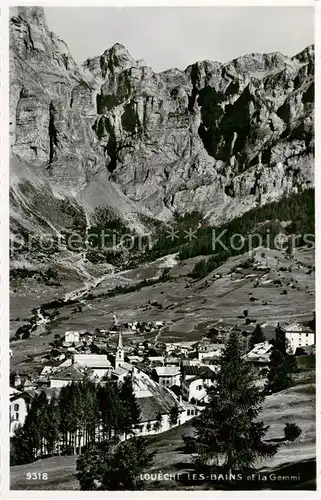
[10,311,315,449]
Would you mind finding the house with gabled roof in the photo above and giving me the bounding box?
[49,364,90,388]
[151,366,180,388]
[130,370,186,435]
[181,364,215,403]
[278,321,315,354]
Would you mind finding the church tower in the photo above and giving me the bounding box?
[115,331,124,369]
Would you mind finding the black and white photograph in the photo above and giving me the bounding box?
[5,2,316,492]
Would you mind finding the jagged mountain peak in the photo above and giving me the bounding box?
[10,6,314,247]
[292,44,314,64]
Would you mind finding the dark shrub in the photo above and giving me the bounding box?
[284,423,302,442]
[181,434,197,454]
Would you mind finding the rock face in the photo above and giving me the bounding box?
[10,7,314,234]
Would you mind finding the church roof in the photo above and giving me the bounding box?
[112,366,129,377]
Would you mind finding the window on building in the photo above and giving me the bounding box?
[190,410,194,416]
[15,413,19,421]
[14,403,19,411]
[187,409,190,416]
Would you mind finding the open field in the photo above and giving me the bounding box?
[10,383,316,490]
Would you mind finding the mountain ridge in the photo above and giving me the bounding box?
[10,7,314,248]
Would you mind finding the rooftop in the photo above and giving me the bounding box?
[73,354,112,368]
[50,364,87,381]
[182,365,215,379]
[282,322,314,334]
[112,366,129,377]
[153,366,180,377]
[245,342,273,361]
[135,377,184,422]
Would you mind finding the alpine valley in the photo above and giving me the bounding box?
[10,6,314,353]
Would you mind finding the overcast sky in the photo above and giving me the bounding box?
[44,7,314,72]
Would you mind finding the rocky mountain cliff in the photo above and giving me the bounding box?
[10,7,314,239]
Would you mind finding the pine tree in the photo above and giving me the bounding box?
[44,393,61,455]
[59,383,83,454]
[98,382,122,440]
[119,376,140,437]
[266,347,293,393]
[169,405,179,426]
[191,331,278,473]
[11,423,36,465]
[79,380,99,448]
[249,324,266,350]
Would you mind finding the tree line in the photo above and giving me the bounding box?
[10,376,140,466]
[187,188,314,278]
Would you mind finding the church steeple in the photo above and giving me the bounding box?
[117,331,123,349]
[115,331,124,368]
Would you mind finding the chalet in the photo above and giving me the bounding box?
[277,322,315,354]
[127,355,144,364]
[181,364,215,402]
[49,364,88,388]
[151,366,180,388]
[178,341,198,355]
[131,371,185,435]
[147,356,164,364]
[197,343,224,361]
[244,342,272,378]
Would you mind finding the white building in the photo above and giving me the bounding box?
[64,331,80,345]
[181,365,215,402]
[197,343,224,361]
[9,389,31,436]
[131,369,186,435]
[49,364,87,388]
[151,366,181,388]
[73,354,112,379]
[281,322,315,354]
